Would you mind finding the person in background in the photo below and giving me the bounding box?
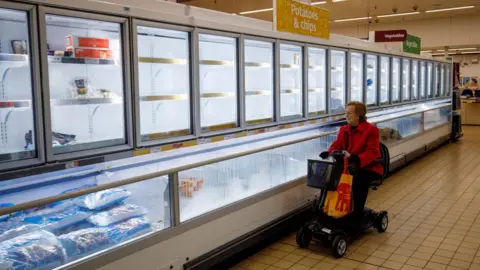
[319,101,383,226]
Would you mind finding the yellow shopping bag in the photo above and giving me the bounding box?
[323,157,353,218]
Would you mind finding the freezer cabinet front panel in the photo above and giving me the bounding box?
[41,11,131,159]
[0,6,40,167]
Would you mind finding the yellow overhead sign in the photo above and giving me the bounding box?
[275,0,330,39]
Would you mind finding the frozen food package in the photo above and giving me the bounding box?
[88,204,146,227]
[0,224,41,243]
[105,217,152,244]
[75,188,131,211]
[23,206,89,232]
[58,227,112,261]
[24,199,74,219]
[0,243,66,270]
[54,220,93,236]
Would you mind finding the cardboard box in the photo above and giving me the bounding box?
[66,35,109,49]
[69,48,113,59]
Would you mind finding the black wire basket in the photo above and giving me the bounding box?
[306,159,345,191]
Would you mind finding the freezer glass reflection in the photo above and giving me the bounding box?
[137,26,191,141]
[402,59,410,101]
[45,15,125,155]
[0,176,170,267]
[349,52,363,102]
[411,60,418,100]
[392,58,400,102]
[377,113,422,145]
[178,137,326,221]
[380,56,390,104]
[0,8,36,163]
[330,50,346,113]
[199,34,238,131]
[424,107,451,130]
[434,63,440,97]
[446,65,451,96]
[308,47,326,116]
[244,39,274,125]
[427,62,433,98]
[280,44,303,119]
[366,54,377,105]
[420,62,426,99]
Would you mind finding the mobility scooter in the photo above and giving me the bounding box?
[296,150,389,258]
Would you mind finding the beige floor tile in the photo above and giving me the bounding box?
[416,246,436,255]
[271,260,295,269]
[377,245,398,253]
[425,261,448,270]
[282,254,305,263]
[449,259,471,269]
[454,252,475,263]
[291,249,312,257]
[365,256,386,266]
[405,258,428,268]
[400,265,423,270]
[440,243,460,252]
[250,254,281,265]
[430,255,452,265]
[245,261,270,270]
[371,250,392,260]
[261,248,289,259]
[381,260,404,270]
[393,248,414,257]
[297,257,320,267]
[469,263,480,269]
[265,267,284,270]
[448,266,468,270]
[270,243,297,253]
[387,254,409,264]
[310,261,336,270]
[347,252,369,262]
[356,263,380,270]
[306,252,327,261]
[437,249,456,258]
[287,264,310,270]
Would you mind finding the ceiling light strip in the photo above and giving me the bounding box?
[461,51,480,54]
[334,16,372,22]
[426,6,475,13]
[449,48,478,51]
[239,8,273,15]
[377,12,420,18]
[311,1,327,5]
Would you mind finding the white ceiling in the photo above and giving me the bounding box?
[179,0,480,27]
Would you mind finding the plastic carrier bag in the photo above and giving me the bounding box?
[24,206,89,232]
[0,230,66,270]
[75,188,131,211]
[88,204,146,227]
[323,157,354,218]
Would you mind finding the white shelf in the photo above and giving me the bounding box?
[48,56,117,65]
[51,97,122,106]
[0,100,31,109]
[0,53,28,63]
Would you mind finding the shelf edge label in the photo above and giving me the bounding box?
[274,0,330,40]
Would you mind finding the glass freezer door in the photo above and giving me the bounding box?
[427,62,433,98]
[280,43,303,120]
[446,65,451,96]
[366,54,378,106]
[330,50,346,113]
[402,58,410,101]
[349,52,363,103]
[136,25,192,142]
[380,56,390,104]
[308,47,326,116]
[0,6,38,165]
[244,39,274,125]
[392,57,400,103]
[440,64,445,96]
[42,11,129,158]
[411,60,418,100]
[434,62,440,97]
[199,34,238,132]
[420,61,426,99]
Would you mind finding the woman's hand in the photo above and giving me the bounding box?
[342,150,351,158]
[319,151,329,159]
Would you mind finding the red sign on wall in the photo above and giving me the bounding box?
[374,30,407,42]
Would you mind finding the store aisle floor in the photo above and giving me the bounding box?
[232,127,480,270]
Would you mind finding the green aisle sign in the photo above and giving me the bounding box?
[403,34,421,54]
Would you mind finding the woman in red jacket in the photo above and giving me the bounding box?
[320,101,383,224]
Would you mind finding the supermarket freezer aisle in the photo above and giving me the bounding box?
[233,126,480,270]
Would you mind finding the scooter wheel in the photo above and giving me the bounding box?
[375,212,388,233]
[332,235,347,258]
[296,226,312,248]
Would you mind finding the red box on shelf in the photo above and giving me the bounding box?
[66,35,110,49]
[69,48,113,59]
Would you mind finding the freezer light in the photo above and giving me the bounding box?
[449,48,477,51]
[377,12,420,18]
[332,0,348,2]
[239,8,273,15]
[334,16,371,22]
[426,6,475,13]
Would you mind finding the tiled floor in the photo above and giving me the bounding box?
[233,127,480,270]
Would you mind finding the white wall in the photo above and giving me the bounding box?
[436,55,480,77]
[331,14,480,48]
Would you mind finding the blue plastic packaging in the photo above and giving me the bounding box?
[75,188,131,211]
[0,230,65,270]
[24,206,89,232]
[59,228,112,261]
[0,203,21,222]
[88,204,146,227]
[106,217,152,244]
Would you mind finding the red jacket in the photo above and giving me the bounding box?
[328,121,383,176]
